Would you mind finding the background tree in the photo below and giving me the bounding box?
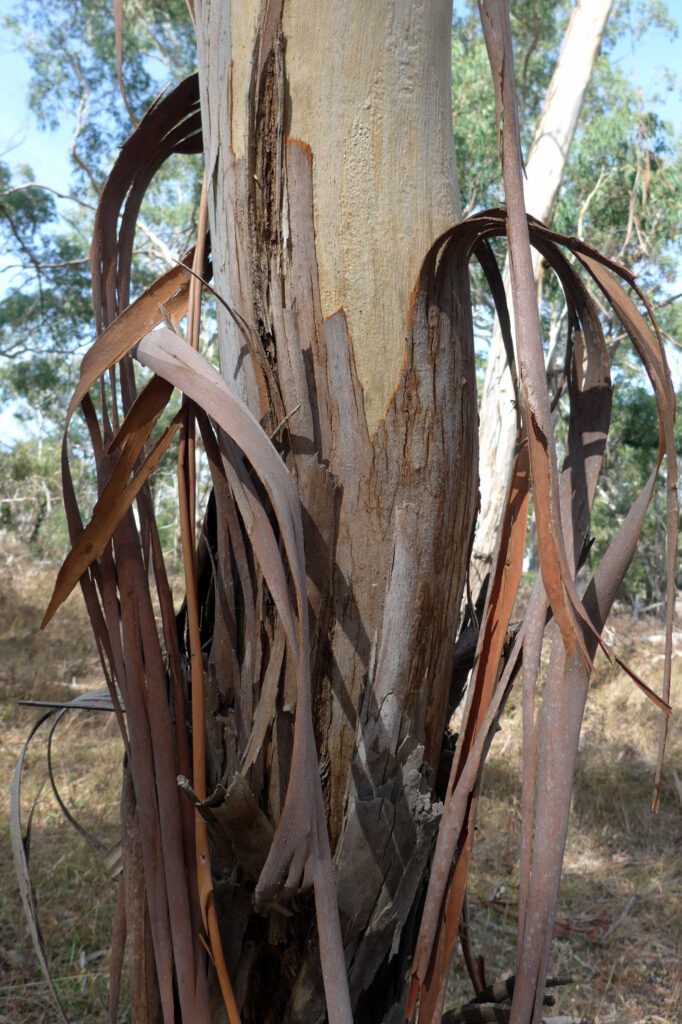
[473,0,613,583]
[0,0,202,556]
[450,0,681,604]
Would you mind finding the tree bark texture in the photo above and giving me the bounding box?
[474,0,613,584]
[193,1,478,1020]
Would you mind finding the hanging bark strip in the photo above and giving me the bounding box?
[407,231,527,1022]
[476,0,614,582]
[412,439,530,1024]
[479,1,591,664]
[175,184,242,1024]
[478,6,675,1023]
[574,253,677,809]
[406,195,674,1021]
[134,326,353,1024]
[41,76,216,1024]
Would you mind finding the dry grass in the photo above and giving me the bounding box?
[0,539,123,1022]
[1,542,680,1022]
[447,614,682,1023]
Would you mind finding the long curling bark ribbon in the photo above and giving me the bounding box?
[405,8,676,1008]
[483,6,674,1024]
[479,0,593,667]
[42,76,211,1024]
[409,437,530,1023]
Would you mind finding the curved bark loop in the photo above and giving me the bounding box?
[134,326,353,1024]
[408,210,674,1022]
[407,4,676,1019]
[43,76,217,1024]
[479,11,676,1022]
[42,62,353,1021]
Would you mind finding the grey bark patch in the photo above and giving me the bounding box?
[338,746,442,1004]
[201,772,274,880]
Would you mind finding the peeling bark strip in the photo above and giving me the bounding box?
[405,201,674,1023]
[42,77,215,1024]
[476,0,613,580]
[480,0,588,663]
[274,140,478,1021]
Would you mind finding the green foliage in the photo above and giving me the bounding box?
[0,0,200,371]
[0,437,73,556]
[0,159,94,449]
[452,0,681,606]
[0,0,202,560]
[0,165,92,365]
[4,0,196,186]
[554,63,682,297]
[452,0,571,213]
[590,379,682,607]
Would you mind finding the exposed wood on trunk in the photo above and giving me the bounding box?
[282,0,462,434]
[194,1,477,1018]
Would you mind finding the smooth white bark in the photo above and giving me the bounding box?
[198,0,460,433]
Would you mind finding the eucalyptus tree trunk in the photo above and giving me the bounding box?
[193,1,477,1020]
[473,0,612,585]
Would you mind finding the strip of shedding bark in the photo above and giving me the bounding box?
[42,378,178,626]
[442,438,529,1011]
[405,195,673,1020]
[511,254,612,1024]
[174,196,242,1024]
[410,439,529,1023]
[574,253,677,807]
[40,75,215,1024]
[446,10,677,1024]
[134,326,353,1024]
[479,0,591,666]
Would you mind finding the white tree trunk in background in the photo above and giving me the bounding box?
[473,0,613,586]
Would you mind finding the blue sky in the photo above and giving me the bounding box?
[603,4,682,132]
[0,3,72,193]
[1,1,679,198]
